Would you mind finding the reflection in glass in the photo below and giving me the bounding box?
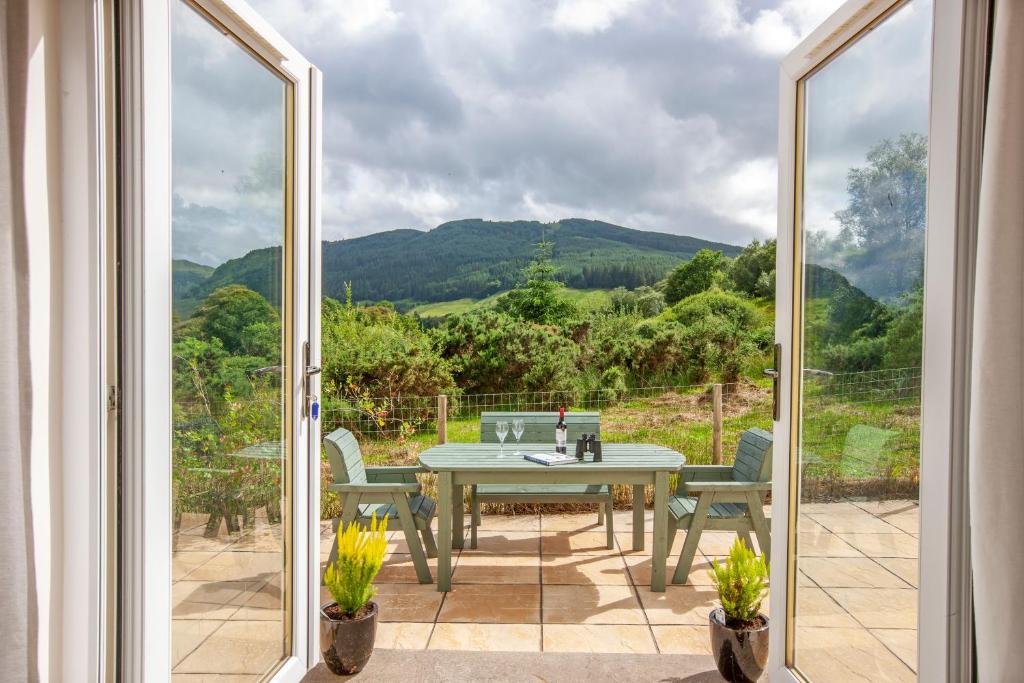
[170,1,290,678]
[794,1,931,680]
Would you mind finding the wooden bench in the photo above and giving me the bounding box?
[323,428,438,584]
[471,411,614,549]
[668,427,772,584]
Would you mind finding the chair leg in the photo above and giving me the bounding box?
[605,491,615,549]
[394,494,432,584]
[470,493,481,550]
[421,525,438,559]
[321,521,340,584]
[597,502,605,526]
[747,492,771,557]
[672,494,711,585]
[737,529,754,551]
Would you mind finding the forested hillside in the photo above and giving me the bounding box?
[174,218,740,315]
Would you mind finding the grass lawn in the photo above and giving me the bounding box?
[408,288,613,320]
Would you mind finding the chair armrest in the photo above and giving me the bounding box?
[685,481,771,493]
[329,482,421,494]
[680,465,733,482]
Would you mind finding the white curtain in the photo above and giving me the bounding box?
[0,0,36,680]
[969,1,1024,681]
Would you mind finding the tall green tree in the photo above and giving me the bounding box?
[191,285,280,357]
[663,249,727,305]
[729,239,776,298]
[497,241,578,325]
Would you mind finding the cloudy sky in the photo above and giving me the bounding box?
[171,0,932,266]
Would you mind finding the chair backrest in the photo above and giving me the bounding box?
[323,427,367,485]
[732,428,773,483]
[480,411,600,444]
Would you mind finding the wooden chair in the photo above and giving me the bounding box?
[471,411,614,549]
[668,428,772,584]
[323,427,437,584]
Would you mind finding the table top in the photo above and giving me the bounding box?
[419,442,684,472]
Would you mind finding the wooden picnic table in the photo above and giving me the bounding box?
[418,443,685,592]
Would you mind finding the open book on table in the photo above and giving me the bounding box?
[523,452,578,466]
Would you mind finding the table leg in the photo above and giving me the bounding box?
[437,472,452,592]
[632,484,645,552]
[651,471,669,592]
[452,484,465,550]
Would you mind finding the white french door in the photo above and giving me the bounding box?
[770,0,981,681]
[120,0,321,680]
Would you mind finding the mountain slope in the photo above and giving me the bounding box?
[182,218,743,310]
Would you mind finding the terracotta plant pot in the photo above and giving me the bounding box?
[708,607,769,683]
[320,601,378,675]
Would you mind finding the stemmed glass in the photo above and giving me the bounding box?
[512,419,525,455]
[495,420,509,457]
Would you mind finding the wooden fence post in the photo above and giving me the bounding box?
[437,394,448,445]
[712,383,723,464]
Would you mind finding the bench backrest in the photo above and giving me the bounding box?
[732,428,773,484]
[323,427,367,485]
[480,411,600,444]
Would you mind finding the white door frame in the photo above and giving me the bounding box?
[119,0,322,679]
[769,0,984,680]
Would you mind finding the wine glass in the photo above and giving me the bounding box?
[512,419,525,455]
[495,420,509,457]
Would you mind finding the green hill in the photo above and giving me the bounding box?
[179,218,742,311]
[172,259,215,317]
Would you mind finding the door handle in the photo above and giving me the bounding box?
[766,343,781,421]
[305,365,322,376]
[303,342,321,419]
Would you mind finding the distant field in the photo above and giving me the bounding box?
[409,288,614,319]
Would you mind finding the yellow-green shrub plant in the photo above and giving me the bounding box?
[323,514,389,617]
[709,538,769,627]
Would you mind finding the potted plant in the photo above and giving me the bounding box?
[708,538,770,683]
[320,513,388,675]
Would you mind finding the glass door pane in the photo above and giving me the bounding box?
[791,1,931,680]
[170,1,292,678]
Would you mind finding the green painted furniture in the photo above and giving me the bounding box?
[323,427,438,584]
[419,442,685,592]
[668,428,773,584]
[472,411,612,549]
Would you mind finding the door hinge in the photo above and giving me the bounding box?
[107,385,120,412]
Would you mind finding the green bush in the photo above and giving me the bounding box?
[671,288,762,329]
[709,538,769,626]
[663,249,728,304]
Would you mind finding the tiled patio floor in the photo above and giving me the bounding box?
[172,500,918,682]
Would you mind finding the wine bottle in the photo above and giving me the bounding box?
[555,407,567,454]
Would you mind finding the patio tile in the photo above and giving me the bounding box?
[635,586,719,625]
[795,626,915,683]
[541,555,630,586]
[172,675,260,682]
[612,510,654,529]
[651,625,712,655]
[797,531,864,557]
[172,618,223,667]
[476,514,540,532]
[809,512,905,534]
[793,587,859,628]
[232,606,282,622]
[835,532,919,558]
[825,588,917,629]
[437,584,540,624]
[798,515,826,532]
[174,620,284,675]
[542,585,646,625]
[240,576,283,609]
[874,557,918,587]
[428,623,541,652]
[541,513,604,532]
[625,555,717,587]
[376,555,440,584]
[172,580,252,608]
[697,531,743,556]
[453,554,540,584]
[373,584,445,623]
[461,531,540,555]
[871,628,918,672]
[374,622,434,650]
[541,531,617,556]
[799,502,865,515]
[615,532,654,555]
[799,557,912,588]
[880,513,919,535]
[173,534,238,553]
[172,601,241,621]
[187,552,282,581]
[851,500,919,516]
[543,624,657,654]
[173,552,219,581]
